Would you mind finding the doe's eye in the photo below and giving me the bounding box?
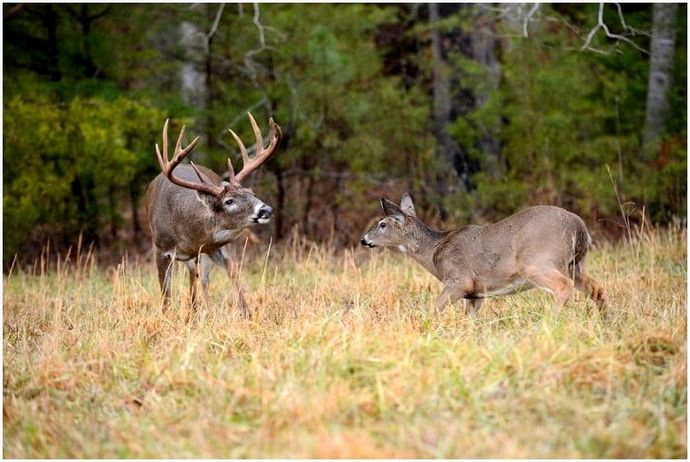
[224,198,234,206]
[379,221,387,229]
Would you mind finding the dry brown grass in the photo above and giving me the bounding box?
[3,226,687,458]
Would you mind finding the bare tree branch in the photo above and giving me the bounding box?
[205,2,225,48]
[241,3,275,115]
[615,2,651,37]
[523,3,540,37]
[252,2,266,49]
[581,3,648,55]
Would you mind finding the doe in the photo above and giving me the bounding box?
[361,193,605,315]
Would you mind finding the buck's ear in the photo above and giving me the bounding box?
[380,198,404,223]
[400,192,416,217]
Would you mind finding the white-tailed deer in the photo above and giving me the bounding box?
[144,113,281,316]
[361,193,605,315]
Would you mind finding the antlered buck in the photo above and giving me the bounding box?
[361,194,605,315]
[144,113,281,316]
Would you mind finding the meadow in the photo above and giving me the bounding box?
[3,225,687,458]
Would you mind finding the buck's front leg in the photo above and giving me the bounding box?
[211,248,252,319]
[155,249,174,309]
[184,256,214,310]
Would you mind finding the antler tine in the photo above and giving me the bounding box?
[267,117,282,151]
[248,112,263,162]
[227,158,237,182]
[189,161,216,187]
[162,118,169,163]
[155,119,223,197]
[228,127,249,165]
[174,124,185,159]
[228,112,282,183]
[155,118,170,171]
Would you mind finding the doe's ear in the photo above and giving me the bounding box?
[380,198,405,223]
[400,192,416,217]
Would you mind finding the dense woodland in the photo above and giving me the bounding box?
[3,3,687,265]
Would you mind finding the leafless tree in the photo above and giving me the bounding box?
[641,3,678,159]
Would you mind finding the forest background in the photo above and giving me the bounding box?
[3,3,687,265]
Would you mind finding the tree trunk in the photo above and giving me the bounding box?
[179,21,207,108]
[470,7,502,177]
[44,5,61,82]
[429,3,453,219]
[641,3,678,160]
[429,4,477,220]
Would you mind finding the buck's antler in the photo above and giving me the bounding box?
[227,113,282,184]
[156,119,225,197]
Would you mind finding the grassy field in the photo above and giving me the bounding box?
[3,226,687,458]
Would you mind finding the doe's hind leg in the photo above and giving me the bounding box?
[520,265,574,313]
[573,262,606,315]
[463,298,483,315]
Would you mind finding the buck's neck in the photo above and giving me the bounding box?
[399,217,446,279]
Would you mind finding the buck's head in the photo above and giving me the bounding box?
[155,113,281,230]
[196,181,273,228]
[361,193,417,250]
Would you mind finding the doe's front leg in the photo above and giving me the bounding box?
[435,279,474,315]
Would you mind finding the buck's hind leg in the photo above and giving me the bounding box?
[155,249,174,308]
[210,248,251,319]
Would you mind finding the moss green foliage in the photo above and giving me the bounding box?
[2,4,687,261]
[446,4,686,224]
[4,97,165,256]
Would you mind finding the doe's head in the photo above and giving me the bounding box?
[360,193,416,249]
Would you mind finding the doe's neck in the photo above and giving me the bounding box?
[399,217,446,279]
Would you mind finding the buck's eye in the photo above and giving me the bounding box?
[224,198,234,206]
[379,222,387,229]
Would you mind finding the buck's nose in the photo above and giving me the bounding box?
[360,237,375,248]
[257,206,272,220]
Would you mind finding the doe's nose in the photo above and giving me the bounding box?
[360,238,367,246]
[258,206,272,219]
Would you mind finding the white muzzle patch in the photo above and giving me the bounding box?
[361,234,375,248]
[251,202,272,224]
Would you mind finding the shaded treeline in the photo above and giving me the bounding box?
[3,3,687,265]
